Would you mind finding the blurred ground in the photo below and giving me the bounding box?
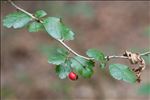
[1,1,150,100]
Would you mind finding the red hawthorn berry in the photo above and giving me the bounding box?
[68,72,78,80]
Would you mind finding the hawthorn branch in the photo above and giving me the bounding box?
[8,0,37,20]
[8,0,150,61]
[58,40,93,60]
[8,0,92,60]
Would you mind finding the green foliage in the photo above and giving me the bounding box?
[28,22,44,32]
[3,11,32,29]
[81,67,94,78]
[60,23,75,41]
[34,10,47,18]
[138,83,150,95]
[43,17,74,40]
[70,56,94,78]
[55,61,71,79]
[86,49,106,68]
[4,7,150,83]
[109,64,137,83]
[48,48,69,65]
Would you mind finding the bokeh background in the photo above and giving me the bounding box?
[1,1,150,100]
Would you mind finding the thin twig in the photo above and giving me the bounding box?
[107,51,150,59]
[8,0,150,61]
[106,55,127,59]
[58,40,92,60]
[140,51,150,56]
[8,0,37,20]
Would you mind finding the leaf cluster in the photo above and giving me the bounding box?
[3,10,138,83]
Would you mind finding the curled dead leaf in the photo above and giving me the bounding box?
[123,51,146,83]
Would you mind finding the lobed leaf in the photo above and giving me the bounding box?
[55,61,71,79]
[28,21,44,32]
[48,48,69,65]
[81,67,94,78]
[61,23,74,40]
[109,64,137,83]
[34,10,47,18]
[43,17,74,40]
[3,11,32,29]
[86,48,106,68]
[70,56,94,78]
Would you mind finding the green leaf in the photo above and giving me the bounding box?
[109,64,137,83]
[48,48,69,65]
[61,23,75,40]
[86,48,106,68]
[43,17,74,40]
[86,49,105,61]
[70,57,83,74]
[28,22,44,32]
[3,11,32,29]
[70,56,94,78]
[55,61,71,79]
[34,10,47,18]
[81,67,94,78]
[43,17,61,39]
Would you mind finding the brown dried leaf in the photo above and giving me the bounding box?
[123,51,146,83]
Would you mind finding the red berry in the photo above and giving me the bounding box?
[68,72,78,80]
